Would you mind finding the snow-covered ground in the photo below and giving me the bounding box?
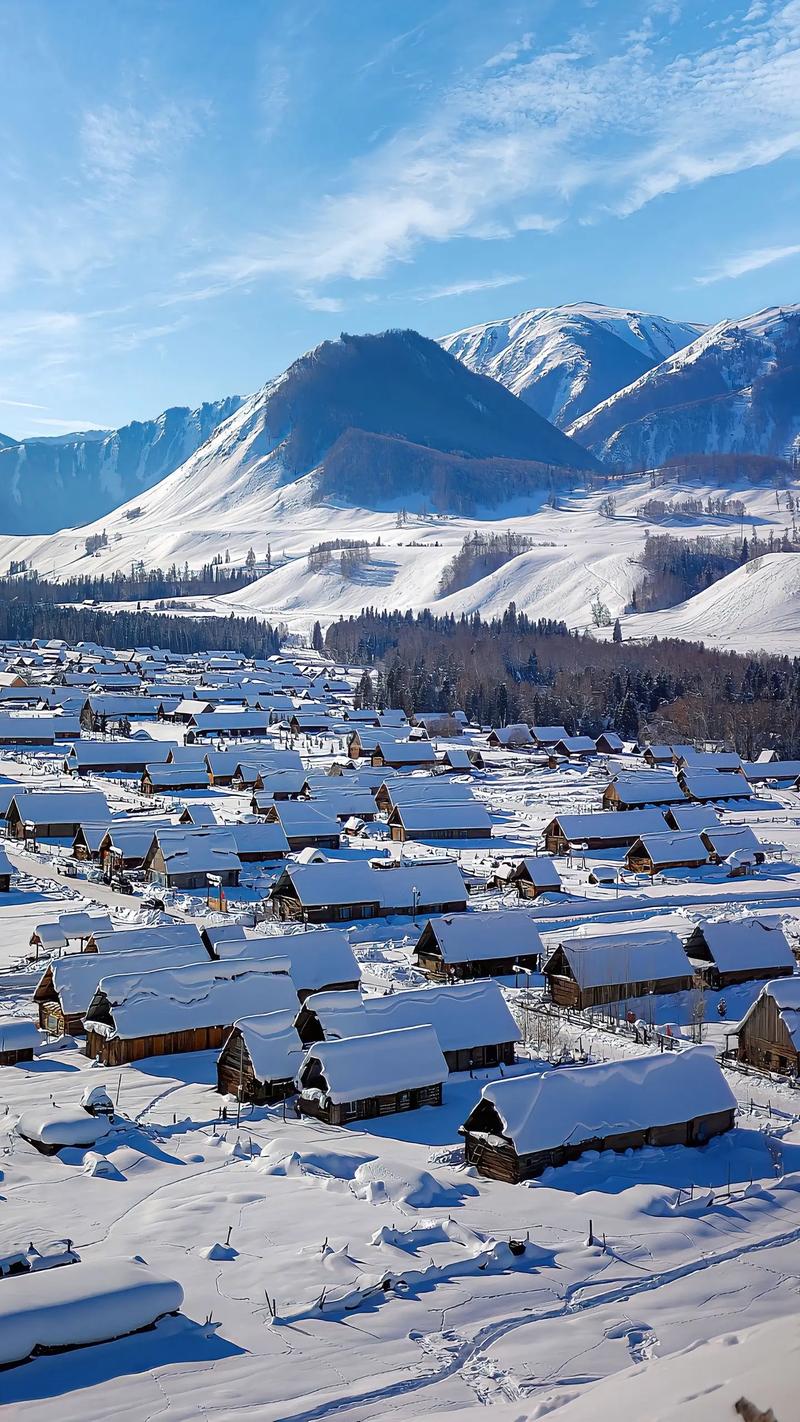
[1,722,800,1417]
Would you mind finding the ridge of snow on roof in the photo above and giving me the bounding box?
[299,1024,448,1103]
[467,1048,735,1154]
[305,979,520,1051]
[88,957,298,1040]
[738,975,800,1046]
[47,942,210,1014]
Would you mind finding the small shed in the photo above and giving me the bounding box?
[460,1049,736,1182]
[217,1010,304,1103]
[700,825,764,865]
[685,916,795,989]
[370,739,436,770]
[270,859,468,925]
[0,1017,40,1065]
[735,978,800,1074]
[505,857,562,899]
[297,1024,448,1125]
[413,909,543,981]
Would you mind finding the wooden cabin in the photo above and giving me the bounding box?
[413,909,543,981]
[374,778,475,815]
[735,978,800,1074]
[0,845,12,892]
[677,769,754,804]
[542,809,668,854]
[5,789,110,841]
[227,821,289,862]
[33,932,208,1035]
[296,1024,447,1125]
[625,832,710,874]
[216,1011,303,1104]
[550,735,597,761]
[543,929,693,1011]
[262,802,341,851]
[504,857,562,899]
[486,724,533,749]
[270,859,468,925]
[212,926,361,1001]
[531,725,568,747]
[387,800,492,842]
[63,741,173,777]
[370,740,436,771]
[595,731,624,755]
[686,917,795,990]
[602,774,686,812]
[294,979,519,1072]
[700,825,764,866]
[140,765,209,796]
[84,957,298,1066]
[460,1050,736,1183]
[142,830,241,890]
[0,1018,40,1065]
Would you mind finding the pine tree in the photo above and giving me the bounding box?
[311,621,324,652]
[612,618,622,643]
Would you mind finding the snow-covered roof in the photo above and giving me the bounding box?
[87,957,298,1040]
[549,809,668,841]
[667,805,721,831]
[225,1010,304,1082]
[553,735,596,755]
[228,821,290,856]
[546,929,690,987]
[464,1048,736,1155]
[269,802,340,838]
[373,739,436,764]
[153,829,241,875]
[16,1106,113,1150]
[680,770,754,801]
[377,778,476,807]
[701,825,761,857]
[46,941,209,1015]
[419,909,543,964]
[607,774,686,805]
[489,723,533,746]
[532,725,568,743]
[299,1024,448,1103]
[143,765,209,788]
[275,860,467,911]
[0,1018,40,1050]
[180,803,218,827]
[65,740,174,767]
[630,832,709,864]
[0,1256,184,1367]
[303,979,520,1051]
[690,916,795,974]
[7,789,110,824]
[389,801,492,834]
[90,923,205,955]
[742,758,800,782]
[512,857,562,888]
[228,928,360,989]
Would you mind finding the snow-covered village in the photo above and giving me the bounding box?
[3,1,800,1417]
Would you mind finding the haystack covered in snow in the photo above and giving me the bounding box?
[461,1049,736,1182]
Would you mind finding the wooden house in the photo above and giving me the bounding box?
[685,916,795,990]
[0,844,12,891]
[63,740,174,777]
[226,821,289,862]
[142,829,241,890]
[346,727,410,760]
[735,978,800,1074]
[437,746,483,772]
[179,803,218,827]
[216,1010,304,1104]
[543,929,693,1010]
[700,825,764,865]
[542,809,668,854]
[29,911,113,956]
[270,859,467,924]
[625,832,710,874]
[486,724,533,749]
[71,822,113,862]
[98,823,164,875]
[374,777,475,815]
[663,804,721,832]
[531,725,568,747]
[595,731,624,755]
[33,936,207,1036]
[5,789,110,841]
[370,739,436,771]
[602,774,686,812]
[140,764,210,796]
[294,979,519,1071]
[296,1024,447,1125]
[413,909,543,980]
[262,801,341,851]
[84,956,298,1066]
[504,857,562,899]
[0,1018,40,1065]
[386,800,492,842]
[460,1050,736,1183]
[550,735,597,761]
[741,758,800,784]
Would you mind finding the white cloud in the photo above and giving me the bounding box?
[695,240,800,284]
[197,2,800,292]
[296,292,345,312]
[414,273,525,300]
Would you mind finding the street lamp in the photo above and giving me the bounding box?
[411,883,419,925]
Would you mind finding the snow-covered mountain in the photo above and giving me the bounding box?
[0,396,243,533]
[570,305,800,469]
[441,302,702,428]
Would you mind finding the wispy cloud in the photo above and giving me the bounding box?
[195,2,800,294]
[296,292,345,312]
[414,273,525,301]
[694,240,800,284]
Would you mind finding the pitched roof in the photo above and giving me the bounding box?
[464,1048,736,1154]
[303,979,519,1051]
[275,859,467,911]
[299,1024,448,1102]
[607,774,686,805]
[691,916,795,974]
[46,941,208,1015]
[680,770,754,801]
[87,957,298,1040]
[389,801,492,834]
[630,832,709,864]
[739,977,800,1048]
[225,1010,304,1082]
[419,909,543,964]
[546,929,690,987]
[549,809,668,841]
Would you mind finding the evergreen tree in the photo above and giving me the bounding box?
[612,618,622,643]
[311,621,324,653]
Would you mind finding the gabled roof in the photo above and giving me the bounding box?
[667,805,721,832]
[607,773,686,805]
[373,739,436,763]
[738,977,800,1047]
[7,789,111,825]
[690,916,795,974]
[701,825,761,858]
[546,929,690,987]
[222,927,360,989]
[43,940,208,1015]
[489,724,533,746]
[299,1024,448,1102]
[629,832,709,864]
[225,1010,304,1082]
[680,770,754,801]
[548,809,668,841]
[418,909,543,964]
[463,1049,736,1154]
[389,801,492,834]
[511,857,562,888]
[87,957,298,1040]
[302,979,519,1051]
[228,821,290,856]
[274,859,467,911]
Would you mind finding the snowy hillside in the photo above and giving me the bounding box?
[0,396,243,534]
[571,304,800,468]
[441,302,701,428]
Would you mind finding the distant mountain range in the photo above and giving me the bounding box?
[0,397,242,534]
[441,302,703,428]
[567,305,800,468]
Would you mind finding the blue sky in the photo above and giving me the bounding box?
[1,0,799,437]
